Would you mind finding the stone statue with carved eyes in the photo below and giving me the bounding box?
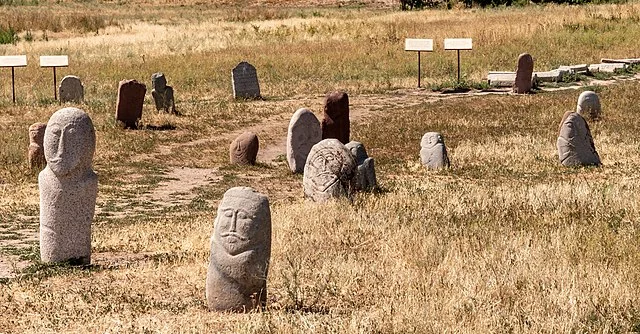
[206,187,271,312]
[420,132,450,170]
[151,72,176,114]
[576,90,601,121]
[345,141,377,191]
[287,108,321,174]
[39,107,97,264]
[303,139,356,202]
[557,111,601,166]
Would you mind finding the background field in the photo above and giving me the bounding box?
[1,1,640,333]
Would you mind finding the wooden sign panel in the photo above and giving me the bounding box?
[444,38,473,50]
[40,55,69,67]
[0,55,27,67]
[404,39,434,52]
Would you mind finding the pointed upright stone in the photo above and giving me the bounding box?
[557,111,601,166]
[321,91,350,144]
[230,132,259,165]
[514,53,534,94]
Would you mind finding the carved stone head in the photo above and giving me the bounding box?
[44,107,95,177]
[576,91,601,120]
[213,187,271,257]
[420,132,450,169]
[29,122,47,145]
[345,141,368,165]
[303,139,356,201]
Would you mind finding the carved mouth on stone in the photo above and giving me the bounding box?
[221,232,247,242]
[317,172,339,192]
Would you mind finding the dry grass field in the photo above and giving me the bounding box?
[2,0,640,332]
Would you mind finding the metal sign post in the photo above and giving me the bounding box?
[444,38,473,83]
[404,39,433,88]
[40,56,69,100]
[0,55,27,103]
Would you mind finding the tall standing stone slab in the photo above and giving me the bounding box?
[39,107,97,264]
[420,132,450,170]
[576,91,601,120]
[557,111,601,167]
[230,132,259,165]
[232,62,261,100]
[151,72,176,114]
[345,141,377,191]
[206,187,271,312]
[514,53,534,94]
[321,91,350,144]
[303,139,356,202]
[286,108,322,174]
[115,79,146,129]
[28,122,47,170]
[59,75,84,103]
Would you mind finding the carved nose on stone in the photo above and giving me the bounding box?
[229,211,238,232]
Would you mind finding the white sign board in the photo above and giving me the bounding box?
[40,55,69,67]
[444,38,472,50]
[404,39,434,52]
[0,55,27,67]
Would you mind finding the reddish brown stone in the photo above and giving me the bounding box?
[514,53,534,94]
[230,132,259,165]
[28,122,46,169]
[321,91,350,144]
[115,80,146,129]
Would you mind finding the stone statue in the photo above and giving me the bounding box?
[28,122,47,169]
[576,90,601,120]
[206,187,271,312]
[303,139,356,202]
[151,72,176,114]
[286,108,321,174]
[557,111,601,166]
[59,75,84,103]
[39,107,97,264]
[230,132,259,165]
[420,132,450,169]
[345,141,377,191]
[115,79,146,129]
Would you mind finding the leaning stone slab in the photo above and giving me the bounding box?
[487,72,516,87]
[230,132,259,165]
[588,63,627,73]
[232,62,261,99]
[556,64,589,74]
[206,187,271,312]
[287,108,321,174]
[557,111,600,167]
[151,72,176,114]
[28,122,46,169]
[39,107,97,264]
[534,69,566,82]
[420,132,450,170]
[115,79,146,129]
[601,58,640,65]
[59,75,84,103]
[303,139,356,202]
[576,90,601,120]
[514,53,534,94]
[345,141,377,191]
[321,91,350,144]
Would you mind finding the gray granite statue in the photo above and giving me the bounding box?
[420,132,450,169]
[151,72,176,114]
[345,141,377,191]
[576,90,601,120]
[286,108,321,174]
[206,187,271,312]
[39,107,97,264]
[557,111,601,166]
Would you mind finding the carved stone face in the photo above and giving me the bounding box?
[576,91,601,120]
[44,108,95,177]
[214,187,270,256]
[420,132,449,169]
[29,123,46,144]
[303,139,356,201]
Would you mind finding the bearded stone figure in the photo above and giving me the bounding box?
[557,111,601,167]
[420,132,450,170]
[303,139,356,202]
[206,187,271,312]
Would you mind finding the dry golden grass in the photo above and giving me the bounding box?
[2,1,640,333]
